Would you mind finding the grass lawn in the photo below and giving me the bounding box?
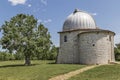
[69,64,120,80]
[0,60,85,80]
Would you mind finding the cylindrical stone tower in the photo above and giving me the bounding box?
[78,31,115,64]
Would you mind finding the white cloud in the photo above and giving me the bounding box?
[28,4,32,7]
[44,19,52,23]
[91,13,97,16]
[38,19,52,24]
[40,0,47,5]
[8,0,27,6]
[38,19,42,23]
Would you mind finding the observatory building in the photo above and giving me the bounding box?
[57,9,115,65]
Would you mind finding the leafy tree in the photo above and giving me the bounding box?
[48,46,58,60]
[0,14,52,65]
[114,43,120,61]
[14,52,24,60]
[0,51,15,61]
[34,24,52,60]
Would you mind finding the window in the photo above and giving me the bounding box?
[109,35,111,41]
[92,44,95,46]
[64,36,67,42]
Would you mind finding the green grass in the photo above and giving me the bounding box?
[69,64,120,80]
[0,60,85,80]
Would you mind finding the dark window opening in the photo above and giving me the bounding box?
[109,35,111,41]
[92,44,95,46]
[64,36,67,42]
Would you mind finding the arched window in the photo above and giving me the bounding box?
[64,36,67,42]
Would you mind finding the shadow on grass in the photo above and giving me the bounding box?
[0,64,39,68]
[48,62,56,64]
[48,62,87,66]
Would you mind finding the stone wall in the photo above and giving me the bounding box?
[78,31,115,64]
[57,31,80,64]
[57,30,115,64]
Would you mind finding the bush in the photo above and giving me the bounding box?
[47,46,59,60]
[114,44,120,61]
[0,52,15,61]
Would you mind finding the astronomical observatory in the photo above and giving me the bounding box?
[57,9,115,65]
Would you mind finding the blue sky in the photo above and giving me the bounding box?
[0,0,120,46]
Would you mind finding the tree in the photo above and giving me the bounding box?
[0,14,52,65]
[114,43,120,61]
[34,24,52,60]
[14,52,24,60]
[48,45,58,60]
[0,51,15,61]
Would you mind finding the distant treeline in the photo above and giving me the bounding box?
[0,46,59,61]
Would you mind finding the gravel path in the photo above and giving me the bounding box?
[49,65,99,80]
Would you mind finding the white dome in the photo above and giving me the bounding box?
[63,9,97,31]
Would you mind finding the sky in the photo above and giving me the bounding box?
[0,0,120,46]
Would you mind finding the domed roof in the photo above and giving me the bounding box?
[63,9,97,31]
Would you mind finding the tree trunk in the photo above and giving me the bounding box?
[24,56,31,66]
